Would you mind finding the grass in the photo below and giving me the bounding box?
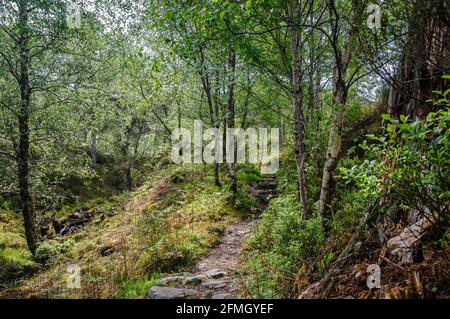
[115,273,161,299]
[0,211,39,286]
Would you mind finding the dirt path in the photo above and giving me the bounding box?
[148,176,277,299]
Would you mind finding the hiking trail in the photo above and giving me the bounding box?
[148,175,277,299]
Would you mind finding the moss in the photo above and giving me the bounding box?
[237,171,263,182]
[0,232,27,250]
[0,248,38,283]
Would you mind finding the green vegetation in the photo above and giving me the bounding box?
[243,101,449,298]
[244,194,324,298]
[0,165,244,298]
[0,0,448,300]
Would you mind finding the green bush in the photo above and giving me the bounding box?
[34,239,75,264]
[235,185,258,212]
[348,106,450,220]
[237,170,262,182]
[245,195,324,298]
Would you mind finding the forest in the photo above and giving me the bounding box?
[0,0,448,299]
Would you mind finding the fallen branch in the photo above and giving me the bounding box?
[387,213,437,264]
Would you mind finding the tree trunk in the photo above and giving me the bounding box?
[213,71,222,187]
[90,129,97,170]
[289,0,308,219]
[17,0,37,255]
[125,161,132,190]
[277,104,284,150]
[318,80,348,225]
[388,0,450,119]
[318,0,353,226]
[227,48,238,198]
[199,46,221,187]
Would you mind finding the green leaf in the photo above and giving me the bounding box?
[381,114,392,122]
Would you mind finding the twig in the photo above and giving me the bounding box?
[379,255,405,272]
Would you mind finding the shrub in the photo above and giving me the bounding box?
[349,106,450,220]
[235,185,258,212]
[34,239,75,264]
[245,195,324,298]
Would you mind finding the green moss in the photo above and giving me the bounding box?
[237,171,263,182]
[0,232,27,250]
[0,247,38,283]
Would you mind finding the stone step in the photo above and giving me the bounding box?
[157,269,227,287]
[201,279,232,289]
[148,286,197,299]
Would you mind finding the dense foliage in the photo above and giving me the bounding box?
[0,0,448,298]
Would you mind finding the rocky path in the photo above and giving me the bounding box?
[148,175,277,299]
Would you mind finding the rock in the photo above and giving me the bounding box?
[72,209,89,219]
[99,245,115,257]
[205,269,226,278]
[201,280,229,289]
[184,274,205,285]
[170,272,192,277]
[159,276,186,285]
[211,293,232,299]
[148,286,197,299]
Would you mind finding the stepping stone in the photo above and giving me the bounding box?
[201,280,229,289]
[205,269,226,278]
[148,286,197,299]
[184,274,205,285]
